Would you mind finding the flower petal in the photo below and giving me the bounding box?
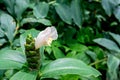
[35,26,58,49]
[50,26,58,40]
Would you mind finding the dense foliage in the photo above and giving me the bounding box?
[0,0,120,80]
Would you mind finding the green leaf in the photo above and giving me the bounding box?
[71,0,82,27]
[3,0,29,20]
[0,28,4,37]
[74,52,91,64]
[0,11,16,42]
[109,32,120,46]
[10,71,37,80]
[21,18,51,26]
[86,50,97,61]
[68,43,88,52]
[109,0,120,6]
[55,3,72,24]
[80,76,100,80]
[113,6,120,22]
[101,0,112,16]
[41,58,101,78]
[0,38,7,46]
[76,27,95,43]
[45,46,52,55]
[0,50,26,69]
[94,38,120,52]
[20,29,39,53]
[107,54,120,80]
[37,19,51,26]
[61,74,79,80]
[66,51,76,58]
[33,2,49,19]
[40,46,46,64]
[91,47,105,60]
[101,0,120,21]
[52,47,65,59]
[5,70,14,78]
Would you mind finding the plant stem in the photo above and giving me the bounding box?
[14,22,19,37]
[89,58,107,66]
[48,0,56,5]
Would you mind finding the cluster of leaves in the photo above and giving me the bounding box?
[0,0,120,80]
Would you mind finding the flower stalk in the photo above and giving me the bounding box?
[24,26,58,70]
[25,34,40,70]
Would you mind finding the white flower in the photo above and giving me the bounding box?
[35,26,58,49]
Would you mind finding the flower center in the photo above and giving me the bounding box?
[47,37,53,46]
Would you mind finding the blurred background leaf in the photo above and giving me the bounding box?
[55,3,72,24]
[0,49,26,69]
[0,11,16,44]
[10,70,37,80]
[33,2,49,19]
[41,58,101,78]
[107,54,120,80]
[3,0,30,21]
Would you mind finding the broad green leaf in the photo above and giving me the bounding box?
[101,0,120,21]
[94,38,120,52]
[2,0,14,15]
[68,43,88,52]
[37,19,51,26]
[71,0,82,27]
[0,38,7,46]
[0,28,4,37]
[86,50,97,61]
[102,0,120,18]
[20,29,39,53]
[61,74,79,80]
[52,47,65,59]
[109,32,120,47]
[80,76,100,80]
[0,11,16,43]
[3,0,29,20]
[113,6,120,22]
[5,70,14,78]
[12,38,20,48]
[109,0,120,6]
[33,2,49,19]
[55,3,72,24]
[101,0,112,16]
[107,54,120,80]
[10,71,37,80]
[41,58,101,78]
[0,50,26,69]
[21,18,51,26]
[74,52,91,64]
[91,47,105,60]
